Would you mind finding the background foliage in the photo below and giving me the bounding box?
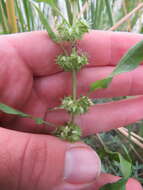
[0,0,143,185]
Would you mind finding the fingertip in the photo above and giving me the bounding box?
[126,178,143,190]
[93,173,143,190]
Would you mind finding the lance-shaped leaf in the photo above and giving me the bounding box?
[0,103,55,127]
[90,40,143,91]
[0,103,29,117]
[33,5,57,41]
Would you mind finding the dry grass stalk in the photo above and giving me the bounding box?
[123,127,143,142]
[6,0,18,33]
[118,128,143,149]
[109,3,143,31]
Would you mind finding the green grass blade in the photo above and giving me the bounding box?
[15,0,26,32]
[23,0,33,31]
[65,0,73,25]
[104,0,114,26]
[33,4,57,41]
[27,1,35,30]
[91,0,99,29]
[0,2,9,33]
[96,0,104,29]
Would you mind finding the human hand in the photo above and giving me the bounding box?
[0,31,142,190]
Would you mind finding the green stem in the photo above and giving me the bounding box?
[71,69,77,123]
[70,1,78,123]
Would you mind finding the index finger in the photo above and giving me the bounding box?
[2,30,143,76]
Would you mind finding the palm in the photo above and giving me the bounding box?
[0,47,57,133]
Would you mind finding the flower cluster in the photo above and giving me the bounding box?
[56,20,89,42]
[54,122,82,142]
[48,7,90,142]
[60,96,93,115]
[56,49,88,71]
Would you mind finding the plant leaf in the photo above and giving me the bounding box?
[90,77,112,91]
[111,40,143,76]
[0,103,55,127]
[118,154,132,178]
[99,178,128,190]
[0,103,29,117]
[34,117,45,125]
[33,5,57,41]
[90,40,143,91]
[104,148,132,178]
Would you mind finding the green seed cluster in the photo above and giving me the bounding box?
[53,122,82,142]
[60,96,93,115]
[56,50,88,71]
[53,11,90,142]
[57,20,89,42]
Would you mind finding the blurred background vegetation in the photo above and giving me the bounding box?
[1,0,143,185]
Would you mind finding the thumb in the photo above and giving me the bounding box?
[0,127,101,190]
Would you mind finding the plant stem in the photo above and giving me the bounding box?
[70,1,78,124]
[71,69,77,123]
[6,0,18,33]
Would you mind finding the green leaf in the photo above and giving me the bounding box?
[0,103,29,117]
[104,149,132,178]
[33,5,57,41]
[100,178,128,190]
[119,154,132,178]
[90,77,112,91]
[34,117,44,125]
[0,103,55,127]
[90,40,143,91]
[111,40,143,76]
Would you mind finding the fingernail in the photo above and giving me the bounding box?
[64,147,101,184]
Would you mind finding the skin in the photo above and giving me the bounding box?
[0,30,143,190]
